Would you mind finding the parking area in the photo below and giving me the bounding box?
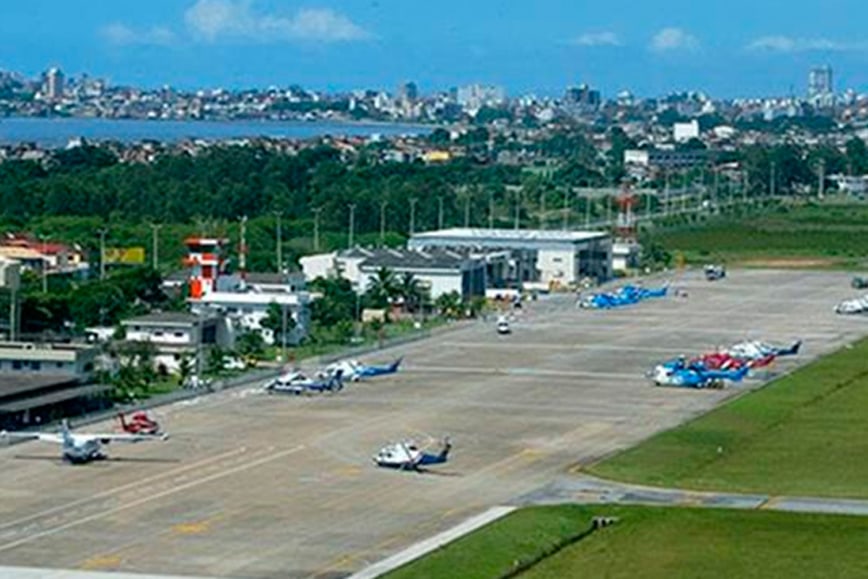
[0,269,865,579]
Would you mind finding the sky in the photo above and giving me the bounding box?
[2,0,868,98]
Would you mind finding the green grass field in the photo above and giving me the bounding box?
[589,338,868,498]
[650,202,868,267]
[387,505,868,579]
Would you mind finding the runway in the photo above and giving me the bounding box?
[0,269,865,578]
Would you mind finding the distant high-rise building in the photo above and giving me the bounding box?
[564,84,601,110]
[44,67,64,100]
[808,65,834,106]
[456,84,506,110]
[398,81,418,102]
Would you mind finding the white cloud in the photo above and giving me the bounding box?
[747,35,866,53]
[184,0,371,43]
[650,27,699,52]
[573,31,622,47]
[102,23,176,46]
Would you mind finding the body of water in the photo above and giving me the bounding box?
[0,117,430,147]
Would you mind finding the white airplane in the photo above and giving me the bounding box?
[1,419,169,464]
[373,437,452,471]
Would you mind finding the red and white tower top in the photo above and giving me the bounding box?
[183,237,227,300]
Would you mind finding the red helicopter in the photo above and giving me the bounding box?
[691,351,776,371]
[117,411,161,435]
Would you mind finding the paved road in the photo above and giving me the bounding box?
[516,474,868,516]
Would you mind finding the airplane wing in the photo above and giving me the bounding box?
[0,431,64,444]
[82,432,169,443]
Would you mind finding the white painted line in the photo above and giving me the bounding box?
[0,446,249,531]
[406,365,638,380]
[0,445,306,554]
[348,506,516,579]
[0,567,217,579]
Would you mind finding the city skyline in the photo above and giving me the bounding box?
[2,0,868,97]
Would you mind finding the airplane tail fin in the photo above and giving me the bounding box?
[60,419,74,445]
[388,357,403,373]
[117,412,128,430]
[437,437,452,462]
[782,340,802,356]
[331,369,344,391]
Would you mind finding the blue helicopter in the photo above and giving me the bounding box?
[650,357,750,389]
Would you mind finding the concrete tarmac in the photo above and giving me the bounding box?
[0,269,865,578]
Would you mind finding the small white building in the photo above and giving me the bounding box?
[673,120,700,143]
[301,248,487,300]
[121,312,227,374]
[612,241,642,272]
[190,290,310,346]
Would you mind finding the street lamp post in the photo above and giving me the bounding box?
[379,200,387,247]
[348,204,356,248]
[274,211,283,273]
[561,188,569,231]
[312,207,322,252]
[514,190,521,230]
[437,196,444,230]
[464,196,470,228]
[150,223,162,271]
[488,193,495,230]
[98,228,107,281]
[40,234,48,293]
[409,197,418,235]
[281,303,288,363]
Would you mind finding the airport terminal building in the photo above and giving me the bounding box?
[408,228,612,288]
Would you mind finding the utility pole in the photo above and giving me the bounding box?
[464,196,470,228]
[664,170,671,215]
[645,193,651,220]
[409,197,418,235]
[239,215,248,280]
[9,286,17,341]
[539,190,546,230]
[348,204,356,248]
[312,207,322,252]
[281,303,288,363]
[770,161,777,198]
[40,234,48,293]
[150,223,162,271]
[818,158,826,200]
[605,194,612,225]
[561,189,569,231]
[584,193,591,228]
[514,190,521,230]
[98,228,107,281]
[488,193,495,229]
[437,196,444,230]
[379,201,387,247]
[713,167,720,212]
[274,211,283,273]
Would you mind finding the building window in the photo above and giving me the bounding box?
[31,361,41,371]
[174,332,184,338]
[154,331,164,337]
[56,362,64,369]
[12,360,22,370]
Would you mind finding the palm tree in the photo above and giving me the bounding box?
[399,272,423,313]
[366,267,399,309]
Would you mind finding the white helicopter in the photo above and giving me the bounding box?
[1,419,169,464]
[373,437,452,471]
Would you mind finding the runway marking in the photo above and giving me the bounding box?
[0,445,306,554]
[171,520,212,535]
[79,555,123,570]
[406,365,637,380]
[0,446,249,532]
